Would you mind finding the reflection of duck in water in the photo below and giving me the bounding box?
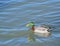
[26,22,51,37]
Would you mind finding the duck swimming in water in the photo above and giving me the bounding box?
[26,22,51,37]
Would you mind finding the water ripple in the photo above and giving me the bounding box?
[0,0,60,46]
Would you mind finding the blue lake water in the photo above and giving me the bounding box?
[0,0,60,46]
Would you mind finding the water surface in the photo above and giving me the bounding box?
[0,0,60,46]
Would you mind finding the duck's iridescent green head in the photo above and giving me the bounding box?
[26,22,35,27]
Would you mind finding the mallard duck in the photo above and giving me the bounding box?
[26,22,51,37]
